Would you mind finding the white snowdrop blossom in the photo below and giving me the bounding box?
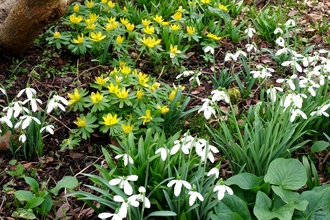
[40,125,55,135]
[113,195,139,218]
[274,27,284,35]
[47,95,68,113]
[275,37,285,47]
[188,190,204,206]
[244,27,256,38]
[195,139,219,163]
[290,109,307,122]
[115,154,134,166]
[284,19,296,28]
[189,72,202,86]
[17,88,37,99]
[198,98,215,120]
[0,115,13,128]
[224,50,247,62]
[245,43,257,52]
[276,74,298,90]
[266,87,283,103]
[16,115,41,130]
[207,167,220,179]
[3,101,26,119]
[213,183,233,200]
[298,76,320,96]
[211,90,230,103]
[98,211,123,220]
[167,179,192,196]
[176,70,194,79]
[251,65,275,79]
[155,147,170,161]
[19,134,27,143]
[170,133,195,155]
[23,96,42,112]
[109,175,138,195]
[128,186,151,208]
[311,104,330,117]
[281,93,307,109]
[204,46,214,54]
[282,57,303,72]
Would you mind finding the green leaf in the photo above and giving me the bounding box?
[50,176,79,195]
[12,208,37,219]
[264,158,307,190]
[226,173,264,192]
[24,177,39,193]
[14,190,34,201]
[271,186,300,203]
[311,140,329,153]
[25,197,44,210]
[146,211,177,218]
[211,213,244,220]
[40,193,52,214]
[215,194,252,220]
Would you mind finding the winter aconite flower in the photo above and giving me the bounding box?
[186,26,195,35]
[53,32,61,39]
[144,26,155,35]
[167,179,192,196]
[109,175,138,195]
[68,88,81,105]
[74,116,86,127]
[140,36,161,48]
[121,124,134,134]
[103,113,120,126]
[90,32,106,42]
[69,14,83,24]
[73,34,85,44]
[90,91,103,104]
[116,35,124,44]
[139,110,152,125]
[207,33,221,41]
[170,44,181,58]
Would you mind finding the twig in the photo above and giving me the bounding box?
[74,154,104,177]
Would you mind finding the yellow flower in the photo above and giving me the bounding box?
[121,124,133,133]
[170,44,181,58]
[125,23,135,32]
[101,0,107,4]
[108,83,120,93]
[218,4,229,11]
[108,17,116,23]
[161,21,169,26]
[144,26,155,35]
[150,82,160,92]
[140,36,161,48]
[73,4,79,13]
[86,0,93,8]
[90,32,106,42]
[186,26,195,35]
[115,87,129,99]
[170,24,181,31]
[103,113,119,126]
[136,90,144,99]
[207,33,221,41]
[139,110,152,125]
[68,88,81,105]
[104,21,119,31]
[86,20,97,30]
[173,12,182,21]
[121,65,131,74]
[95,76,108,86]
[89,13,98,22]
[189,1,197,5]
[74,116,86,127]
[201,0,210,4]
[138,72,149,87]
[119,61,126,67]
[108,1,115,8]
[120,18,129,25]
[177,6,185,13]
[153,14,164,24]
[157,105,170,114]
[110,67,119,75]
[53,32,61,39]
[70,14,83,24]
[115,76,122,84]
[169,90,176,101]
[123,6,128,12]
[142,19,151,27]
[90,91,103,104]
[73,34,84,44]
[116,35,124,44]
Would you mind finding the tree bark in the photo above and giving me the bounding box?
[0,0,69,56]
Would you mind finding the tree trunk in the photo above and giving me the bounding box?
[0,0,70,56]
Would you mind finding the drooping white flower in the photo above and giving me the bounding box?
[98,211,123,220]
[170,134,195,155]
[167,179,192,196]
[204,46,214,54]
[189,72,202,86]
[290,109,307,122]
[275,37,285,47]
[155,147,170,161]
[266,87,283,103]
[251,65,274,79]
[17,115,41,129]
[198,98,215,120]
[274,27,284,35]
[207,167,220,179]
[284,19,296,28]
[281,93,306,109]
[22,96,42,112]
[40,125,55,135]
[282,57,303,72]
[224,50,246,62]
[47,95,68,113]
[17,88,37,99]
[298,76,320,97]
[188,190,204,206]
[213,184,233,200]
[113,195,139,218]
[0,115,13,128]
[0,88,6,95]
[176,70,194,79]
[244,27,256,38]
[310,104,330,117]
[19,134,27,143]
[245,43,257,52]
[128,186,151,208]
[109,175,138,195]
[276,74,298,90]
[195,139,219,163]
[211,90,230,103]
[115,154,134,166]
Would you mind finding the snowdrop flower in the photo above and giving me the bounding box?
[274,27,284,35]
[23,96,42,112]
[198,98,215,120]
[244,27,256,38]
[195,139,219,163]
[213,182,233,200]
[251,65,274,79]
[276,47,292,56]
[167,179,192,196]
[224,50,247,62]
[155,147,170,161]
[188,190,204,206]
[276,74,298,90]
[47,95,68,113]
[3,101,26,119]
[19,134,27,143]
[128,186,151,208]
[170,134,195,155]
[281,93,306,109]
[115,154,134,166]
[0,88,6,95]
[290,109,307,122]
[298,76,320,96]
[109,175,138,195]
[284,19,296,28]
[17,87,37,99]
[266,87,283,102]
[98,211,123,220]
[176,70,194,79]
[207,167,220,179]
[113,195,139,218]
[204,46,214,54]
[40,125,55,135]
[310,104,330,117]
[189,72,202,86]
[16,115,41,129]
[275,37,285,47]
[211,90,230,103]
[245,43,257,52]
[0,115,13,128]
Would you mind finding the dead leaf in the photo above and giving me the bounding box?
[69,152,85,159]
[288,10,298,17]
[56,202,70,219]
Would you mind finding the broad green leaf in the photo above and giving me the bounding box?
[12,208,36,219]
[226,173,264,191]
[271,186,300,203]
[50,176,79,195]
[210,213,244,220]
[147,211,177,217]
[14,190,34,201]
[264,158,307,190]
[311,140,329,153]
[24,177,39,193]
[25,197,44,210]
[215,194,252,220]
[40,193,52,214]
